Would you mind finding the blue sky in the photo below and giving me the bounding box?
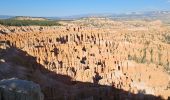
[0,0,170,17]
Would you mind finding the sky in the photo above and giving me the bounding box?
[0,0,170,17]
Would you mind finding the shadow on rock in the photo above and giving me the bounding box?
[0,45,165,100]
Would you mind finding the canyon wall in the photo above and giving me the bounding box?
[0,19,170,99]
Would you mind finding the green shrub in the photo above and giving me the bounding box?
[128,49,147,63]
[164,61,170,74]
[164,35,170,44]
[150,48,153,63]
[167,81,170,89]
[141,48,146,63]
[0,19,61,26]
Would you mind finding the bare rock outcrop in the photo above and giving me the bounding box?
[0,78,44,100]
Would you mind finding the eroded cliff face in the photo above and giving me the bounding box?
[0,18,170,99]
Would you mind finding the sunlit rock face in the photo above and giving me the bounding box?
[0,78,44,100]
[0,18,170,99]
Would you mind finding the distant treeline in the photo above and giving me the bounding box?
[0,19,61,26]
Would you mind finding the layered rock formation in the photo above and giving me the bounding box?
[0,18,170,99]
